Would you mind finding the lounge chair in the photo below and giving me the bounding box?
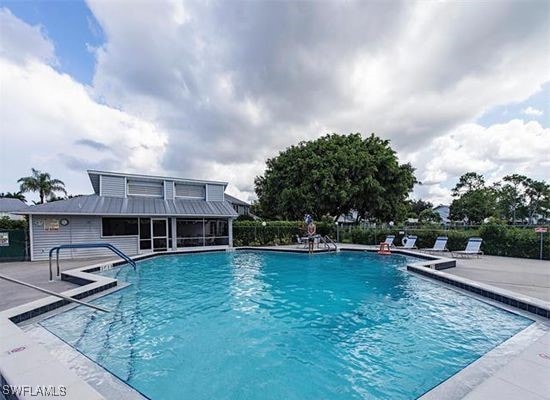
[295,235,308,249]
[421,236,448,253]
[383,235,395,247]
[400,235,417,249]
[452,237,483,258]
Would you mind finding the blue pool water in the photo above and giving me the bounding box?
[41,251,531,400]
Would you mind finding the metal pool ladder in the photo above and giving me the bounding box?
[320,235,338,251]
[48,243,136,281]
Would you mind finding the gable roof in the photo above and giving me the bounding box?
[0,198,29,212]
[19,195,238,217]
[224,194,250,207]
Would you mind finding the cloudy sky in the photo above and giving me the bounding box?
[0,0,549,205]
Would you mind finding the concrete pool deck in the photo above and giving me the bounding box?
[0,245,549,399]
[450,255,550,302]
[0,257,117,311]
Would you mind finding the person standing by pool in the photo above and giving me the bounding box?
[307,217,316,253]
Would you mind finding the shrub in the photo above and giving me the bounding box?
[478,224,549,259]
[233,220,549,259]
[0,217,27,230]
[235,214,255,222]
[233,220,337,246]
[349,228,471,250]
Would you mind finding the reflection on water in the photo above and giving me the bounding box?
[40,251,531,400]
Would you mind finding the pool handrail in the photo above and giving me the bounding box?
[320,235,338,251]
[0,273,110,313]
[48,243,136,281]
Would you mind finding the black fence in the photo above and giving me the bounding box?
[0,229,29,262]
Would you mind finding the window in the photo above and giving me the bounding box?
[127,180,163,197]
[175,184,205,198]
[176,219,204,247]
[177,219,203,238]
[205,219,228,237]
[140,218,151,249]
[102,218,138,236]
[175,218,229,247]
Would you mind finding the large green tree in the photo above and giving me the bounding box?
[524,179,550,223]
[419,208,441,223]
[18,168,67,204]
[450,172,496,224]
[254,133,417,221]
[407,199,433,217]
[493,174,529,223]
[492,175,549,224]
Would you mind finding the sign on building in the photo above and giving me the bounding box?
[44,219,60,231]
[0,232,9,246]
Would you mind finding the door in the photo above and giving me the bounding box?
[139,218,151,251]
[152,218,168,252]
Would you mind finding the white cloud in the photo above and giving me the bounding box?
[522,106,544,116]
[0,8,55,65]
[84,0,549,201]
[1,1,550,206]
[408,119,550,204]
[0,9,168,198]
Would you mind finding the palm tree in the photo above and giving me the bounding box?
[18,168,67,204]
[0,191,27,202]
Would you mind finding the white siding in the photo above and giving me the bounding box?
[31,215,138,261]
[206,184,224,202]
[127,180,163,197]
[100,175,126,198]
[175,183,205,199]
[164,180,175,200]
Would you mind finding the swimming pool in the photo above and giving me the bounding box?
[40,251,531,400]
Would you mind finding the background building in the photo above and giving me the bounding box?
[433,204,450,224]
[0,198,28,221]
[225,194,252,216]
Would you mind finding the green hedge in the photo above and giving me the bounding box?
[234,221,549,259]
[349,228,472,250]
[477,224,549,259]
[350,224,549,259]
[233,221,336,246]
[0,216,27,230]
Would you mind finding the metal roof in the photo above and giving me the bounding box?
[0,198,29,212]
[224,194,251,207]
[19,195,238,217]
